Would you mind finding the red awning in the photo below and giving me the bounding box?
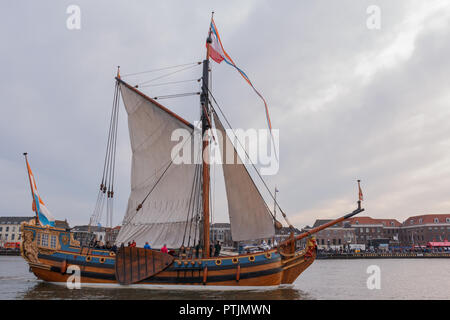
[427,241,450,247]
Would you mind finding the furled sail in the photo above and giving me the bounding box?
[213,111,275,241]
[115,80,201,248]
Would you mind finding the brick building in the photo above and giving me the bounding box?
[399,214,450,246]
[308,220,356,249]
[345,216,401,246]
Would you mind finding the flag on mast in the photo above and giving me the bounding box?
[25,157,55,227]
[207,18,276,145]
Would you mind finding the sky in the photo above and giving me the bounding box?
[1,1,450,229]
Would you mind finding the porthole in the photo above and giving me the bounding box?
[215,259,222,266]
[265,252,272,259]
[86,256,92,262]
[99,257,106,263]
[249,255,255,262]
[109,251,116,257]
[232,257,239,264]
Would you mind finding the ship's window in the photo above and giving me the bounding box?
[446,218,450,223]
[0,227,2,232]
[434,218,439,223]
[36,233,41,245]
[6,227,9,232]
[50,235,57,248]
[42,233,49,247]
[11,234,15,240]
[419,219,423,223]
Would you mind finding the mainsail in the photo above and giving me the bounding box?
[115,80,201,248]
[213,111,275,241]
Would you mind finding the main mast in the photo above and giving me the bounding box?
[201,13,213,257]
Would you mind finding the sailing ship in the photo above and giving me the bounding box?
[20,16,364,289]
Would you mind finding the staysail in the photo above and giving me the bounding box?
[115,80,201,248]
[213,111,275,241]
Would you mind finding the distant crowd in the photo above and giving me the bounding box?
[318,246,450,254]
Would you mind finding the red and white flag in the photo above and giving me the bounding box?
[358,180,363,201]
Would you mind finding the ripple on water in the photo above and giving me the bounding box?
[1,256,449,299]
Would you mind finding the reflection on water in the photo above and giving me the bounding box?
[1,256,449,300]
[20,282,312,300]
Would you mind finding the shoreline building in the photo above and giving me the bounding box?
[0,217,33,247]
[399,214,450,246]
[71,225,121,246]
[307,214,449,248]
[306,220,356,250]
[346,217,401,247]
[210,223,233,247]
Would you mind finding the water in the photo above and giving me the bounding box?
[1,256,448,299]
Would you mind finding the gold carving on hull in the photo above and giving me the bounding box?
[21,230,39,263]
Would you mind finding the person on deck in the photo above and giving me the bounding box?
[130,240,136,247]
[195,242,201,258]
[214,241,221,257]
[144,242,151,249]
[161,244,168,254]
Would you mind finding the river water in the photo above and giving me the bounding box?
[0,256,448,300]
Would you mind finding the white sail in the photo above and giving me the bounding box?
[213,111,275,241]
[115,82,201,248]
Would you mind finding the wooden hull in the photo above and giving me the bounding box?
[21,223,317,289]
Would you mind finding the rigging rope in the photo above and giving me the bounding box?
[207,88,292,228]
[121,62,201,77]
[152,92,200,100]
[139,78,200,88]
[89,80,121,234]
[136,63,202,87]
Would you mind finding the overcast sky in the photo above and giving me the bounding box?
[1,1,450,229]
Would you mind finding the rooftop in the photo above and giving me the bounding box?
[0,216,34,225]
[403,214,450,226]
